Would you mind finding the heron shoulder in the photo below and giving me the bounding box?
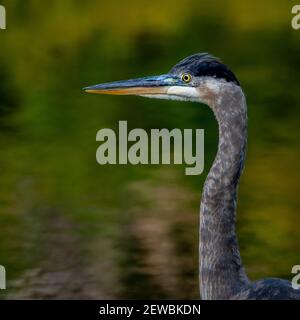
[231,278,300,300]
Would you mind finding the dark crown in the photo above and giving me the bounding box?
[170,53,240,86]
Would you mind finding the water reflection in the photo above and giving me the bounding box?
[0,0,299,299]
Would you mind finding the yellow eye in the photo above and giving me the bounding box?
[181,73,191,83]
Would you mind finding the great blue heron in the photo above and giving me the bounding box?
[84,53,300,300]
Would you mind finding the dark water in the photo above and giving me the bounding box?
[0,1,299,299]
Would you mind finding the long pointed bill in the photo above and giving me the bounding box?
[83,74,182,96]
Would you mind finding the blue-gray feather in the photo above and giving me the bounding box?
[171,53,300,300]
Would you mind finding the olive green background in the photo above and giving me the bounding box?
[0,0,299,299]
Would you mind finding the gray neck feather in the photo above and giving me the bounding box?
[199,82,250,299]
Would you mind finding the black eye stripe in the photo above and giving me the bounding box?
[192,61,239,85]
[170,53,240,86]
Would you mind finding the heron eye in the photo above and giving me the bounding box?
[182,73,191,83]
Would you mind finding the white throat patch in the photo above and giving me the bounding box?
[141,86,200,102]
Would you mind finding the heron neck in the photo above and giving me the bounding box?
[200,86,250,299]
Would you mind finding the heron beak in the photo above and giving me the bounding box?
[83,74,182,96]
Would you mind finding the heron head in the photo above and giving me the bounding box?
[84,53,240,106]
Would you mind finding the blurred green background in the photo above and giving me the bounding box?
[0,0,299,299]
